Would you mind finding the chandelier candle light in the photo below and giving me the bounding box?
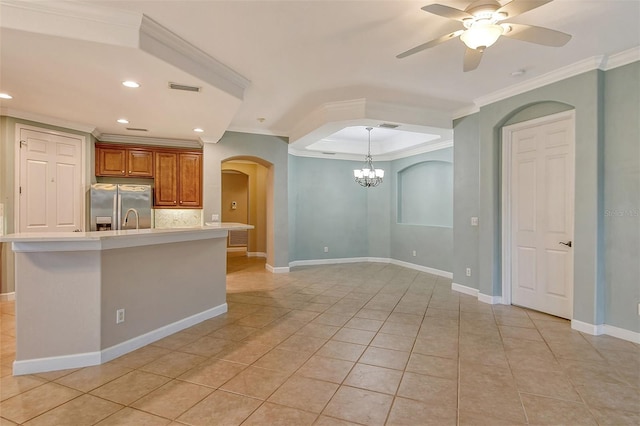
[354,127,384,187]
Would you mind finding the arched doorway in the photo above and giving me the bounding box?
[221,159,270,273]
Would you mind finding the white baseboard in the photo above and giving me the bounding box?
[13,351,102,376]
[451,283,479,297]
[478,293,503,305]
[0,292,15,301]
[13,303,228,376]
[288,257,453,279]
[266,264,289,273]
[289,257,370,268]
[451,283,503,305]
[571,319,603,335]
[388,259,453,279]
[571,319,640,344]
[247,252,267,258]
[101,303,228,363]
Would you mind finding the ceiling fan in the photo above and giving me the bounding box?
[397,0,572,72]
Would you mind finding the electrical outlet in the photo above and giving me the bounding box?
[116,309,125,324]
[466,268,471,277]
[412,250,417,257]
[211,214,219,222]
[324,247,329,253]
[471,217,479,226]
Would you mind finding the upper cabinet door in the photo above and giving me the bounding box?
[178,153,202,207]
[96,147,126,176]
[154,152,179,207]
[128,149,154,177]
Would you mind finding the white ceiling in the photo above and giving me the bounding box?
[1,0,638,158]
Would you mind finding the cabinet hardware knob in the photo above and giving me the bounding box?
[121,171,125,174]
[128,170,131,173]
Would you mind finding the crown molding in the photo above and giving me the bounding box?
[0,0,141,47]
[454,47,640,120]
[452,105,480,120]
[602,46,640,71]
[225,125,288,138]
[474,55,606,109]
[0,108,96,134]
[377,139,454,161]
[139,15,250,101]
[288,139,453,161]
[97,133,202,149]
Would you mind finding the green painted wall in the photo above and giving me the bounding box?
[603,61,640,332]
[453,113,480,289]
[289,156,370,261]
[289,147,454,274]
[453,61,640,333]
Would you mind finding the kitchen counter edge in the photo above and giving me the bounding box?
[1,223,253,252]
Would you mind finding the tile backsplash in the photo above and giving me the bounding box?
[154,209,202,228]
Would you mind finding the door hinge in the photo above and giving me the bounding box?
[20,140,27,148]
[19,186,22,194]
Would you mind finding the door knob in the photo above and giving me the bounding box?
[559,241,572,247]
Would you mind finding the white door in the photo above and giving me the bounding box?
[18,127,84,233]
[505,112,574,319]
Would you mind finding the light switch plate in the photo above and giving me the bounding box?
[471,217,479,226]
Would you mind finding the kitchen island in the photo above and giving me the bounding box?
[2,223,252,375]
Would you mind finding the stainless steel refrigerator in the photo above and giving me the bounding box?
[90,184,152,231]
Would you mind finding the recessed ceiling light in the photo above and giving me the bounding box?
[122,80,140,88]
[117,118,129,124]
[0,93,13,99]
[193,128,204,133]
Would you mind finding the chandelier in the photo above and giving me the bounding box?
[354,127,384,187]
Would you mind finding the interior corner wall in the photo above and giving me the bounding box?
[288,155,369,261]
[453,114,480,289]
[603,61,640,333]
[478,70,604,326]
[367,161,391,260]
[390,148,453,272]
[203,131,289,268]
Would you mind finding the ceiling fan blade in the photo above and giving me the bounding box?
[463,47,483,72]
[421,4,473,21]
[397,30,464,59]
[503,23,571,46]
[497,0,553,19]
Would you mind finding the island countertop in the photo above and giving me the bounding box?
[2,222,253,252]
[7,222,252,375]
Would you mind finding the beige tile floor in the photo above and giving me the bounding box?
[1,256,639,425]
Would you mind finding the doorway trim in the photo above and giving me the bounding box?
[14,123,87,233]
[500,109,575,309]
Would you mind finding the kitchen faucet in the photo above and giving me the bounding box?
[123,208,140,230]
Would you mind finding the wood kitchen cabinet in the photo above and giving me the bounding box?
[154,151,202,208]
[95,144,153,177]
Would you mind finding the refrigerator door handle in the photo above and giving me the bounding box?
[116,193,121,230]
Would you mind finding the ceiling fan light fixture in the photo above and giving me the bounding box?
[460,22,504,50]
